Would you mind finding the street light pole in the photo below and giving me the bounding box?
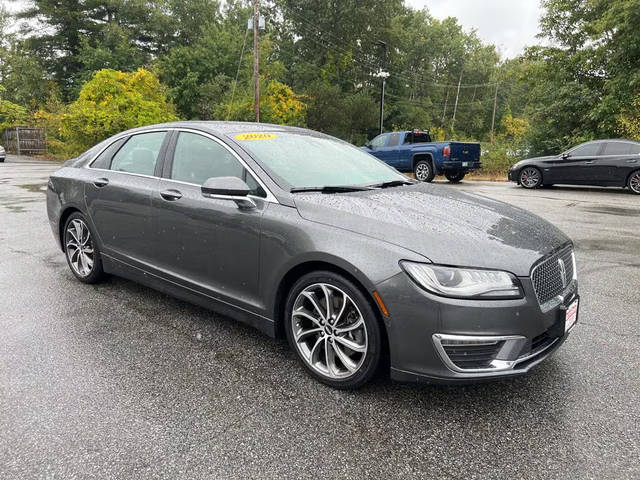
[253,0,260,122]
[374,40,388,135]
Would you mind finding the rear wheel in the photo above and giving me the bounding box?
[519,167,542,189]
[414,159,435,183]
[63,212,105,284]
[628,169,640,194]
[444,171,466,183]
[284,271,382,389]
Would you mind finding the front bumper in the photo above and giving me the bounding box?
[376,272,577,384]
[508,168,518,182]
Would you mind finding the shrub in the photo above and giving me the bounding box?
[61,68,178,151]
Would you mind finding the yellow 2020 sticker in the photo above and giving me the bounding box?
[235,132,276,141]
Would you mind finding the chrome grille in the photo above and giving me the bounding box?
[531,246,575,305]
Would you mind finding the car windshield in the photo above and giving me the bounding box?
[233,132,407,189]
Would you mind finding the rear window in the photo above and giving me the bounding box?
[602,142,637,156]
[110,132,166,176]
[404,132,432,144]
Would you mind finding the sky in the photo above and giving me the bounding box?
[407,0,544,58]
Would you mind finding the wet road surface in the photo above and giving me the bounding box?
[1,156,639,479]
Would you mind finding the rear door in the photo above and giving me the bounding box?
[599,141,640,185]
[85,130,169,266]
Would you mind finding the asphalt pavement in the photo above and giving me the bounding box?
[1,154,638,479]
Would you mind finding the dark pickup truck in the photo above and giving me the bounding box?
[361,130,481,182]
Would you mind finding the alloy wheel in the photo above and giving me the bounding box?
[291,283,368,379]
[520,167,541,188]
[66,219,94,277]
[415,163,430,182]
[629,171,640,194]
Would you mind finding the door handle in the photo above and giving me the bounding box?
[584,161,595,164]
[627,159,637,163]
[160,189,183,201]
[93,178,109,187]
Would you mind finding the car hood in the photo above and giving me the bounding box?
[293,183,570,276]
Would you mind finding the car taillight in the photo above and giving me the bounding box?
[443,145,450,157]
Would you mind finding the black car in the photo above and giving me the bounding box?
[508,139,640,194]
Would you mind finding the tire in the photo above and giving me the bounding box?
[444,171,466,183]
[519,166,542,189]
[0,158,5,163]
[627,169,640,195]
[63,212,106,284]
[414,159,435,183]
[284,271,383,389]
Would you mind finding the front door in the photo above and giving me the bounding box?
[547,141,603,184]
[375,132,403,168]
[151,130,266,308]
[84,130,168,266]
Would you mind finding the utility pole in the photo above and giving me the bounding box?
[451,70,463,130]
[253,0,259,122]
[374,40,388,135]
[441,87,449,124]
[490,82,499,142]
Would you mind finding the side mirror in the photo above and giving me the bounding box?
[562,153,570,160]
[201,176,256,209]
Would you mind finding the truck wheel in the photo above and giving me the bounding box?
[414,159,435,183]
[444,171,466,183]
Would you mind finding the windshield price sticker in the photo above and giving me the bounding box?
[235,133,276,141]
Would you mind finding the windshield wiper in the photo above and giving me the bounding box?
[290,185,375,193]
[370,179,416,189]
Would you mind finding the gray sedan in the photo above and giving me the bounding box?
[46,122,579,389]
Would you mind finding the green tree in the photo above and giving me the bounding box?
[0,86,27,130]
[61,68,178,150]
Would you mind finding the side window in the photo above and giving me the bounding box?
[171,132,266,197]
[569,142,601,157]
[91,138,125,169]
[370,134,387,148]
[412,132,432,143]
[387,133,401,147]
[602,142,634,156]
[630,144,640,154]
[110,132,166,175]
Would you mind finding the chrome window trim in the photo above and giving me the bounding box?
[84,127,279,204]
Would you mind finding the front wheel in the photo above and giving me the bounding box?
[444,171,466,183]
[519,167,542,189]
[284,271,382,389]
[628,170,640,194]
[414,159,435,182]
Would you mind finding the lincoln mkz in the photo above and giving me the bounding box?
[47,122,579,388]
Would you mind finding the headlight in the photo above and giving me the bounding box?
[400,261,523,299]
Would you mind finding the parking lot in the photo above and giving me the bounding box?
[1,155,638,479]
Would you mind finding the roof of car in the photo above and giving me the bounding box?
[123,121,316,138]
